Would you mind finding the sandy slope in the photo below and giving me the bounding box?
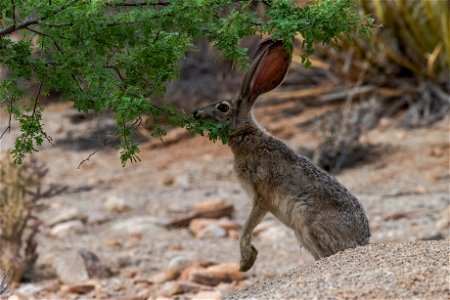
[228,240,449,299]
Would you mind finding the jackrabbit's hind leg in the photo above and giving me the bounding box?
[294,229,321,260]
[296,224,340,260]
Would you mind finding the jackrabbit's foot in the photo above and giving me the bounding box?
[239,244,258,272]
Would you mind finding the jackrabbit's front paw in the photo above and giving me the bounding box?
[239,245,258,272]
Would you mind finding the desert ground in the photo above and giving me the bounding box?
[1,94,449,299]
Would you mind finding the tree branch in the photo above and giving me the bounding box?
[0,0,80,38]
[106,1,170,7]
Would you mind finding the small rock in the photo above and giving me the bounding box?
[16,283,43,297]
[190,218,241,237]
[54,249,110,285]
[378,117,391,130]
[197,224,227,239]
[104,195,131,213]
[217,218,242,232]
[63,282,96,294]
[111,216,166,235]
[415,185,429,194]
[179,265,205,281]
[190,219,216,236]
[421,233,444,241]
[228,229,239,240]
[54,251,89,284]
[192,290,222,300]
[396,131,407,140]
[158,280,211,297]
[175,174,190,188]
[189,263,244,286]
[428,145,445,157]
[151,272,172,284]
[46,207,85,227]
[50,220,84,238]
[194,199,226,213]
[158,281,182,297]
[87,211,110,225]
[78,249,111,278]
[161,176,175,186]
[167,256,194,279]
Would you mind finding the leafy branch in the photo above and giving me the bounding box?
[0,0,372,165]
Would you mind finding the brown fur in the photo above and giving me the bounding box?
[193,40,370,272]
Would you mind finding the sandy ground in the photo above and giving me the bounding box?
[228,240,449,299]
[0,100,449,299]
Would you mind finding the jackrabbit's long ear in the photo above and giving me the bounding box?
[239,40,291,105]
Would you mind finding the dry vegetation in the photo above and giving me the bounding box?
[0,156,52,285]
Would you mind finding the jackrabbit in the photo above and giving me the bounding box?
[193,40,370,272]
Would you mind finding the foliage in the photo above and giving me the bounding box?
[0,0,371,165]
[335,0,448,83]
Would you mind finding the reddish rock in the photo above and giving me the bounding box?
[189,263,245,286]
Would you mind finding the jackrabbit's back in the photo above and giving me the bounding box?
[231,131,370,258]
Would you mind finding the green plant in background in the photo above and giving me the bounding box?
[349,0,449,82]
[0,0,371,165]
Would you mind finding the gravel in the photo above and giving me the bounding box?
[228,240,449,299]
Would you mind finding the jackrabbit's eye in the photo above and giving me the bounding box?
[217,103,230,113]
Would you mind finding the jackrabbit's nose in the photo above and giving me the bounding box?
[193,110,200,119]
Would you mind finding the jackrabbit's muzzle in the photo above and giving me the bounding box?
[192,108,212,119]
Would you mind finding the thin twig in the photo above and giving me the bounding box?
[10,0,16,27]
[0,98,13,140]
[0,0,80,37]
[25,27,71,40]
[32,81,43,116]
[77,149,101,169]
[106,1,170,7]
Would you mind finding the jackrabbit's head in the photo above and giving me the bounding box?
[193,40,291,129]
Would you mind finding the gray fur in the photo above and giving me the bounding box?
[193,40,370,272]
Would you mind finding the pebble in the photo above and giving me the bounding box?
[197,224,227,239]
[175,174,191,188]
[111,216,165,234]
[158,281,182,297]
[50,220,84,238]
[189,219,216,235]
[192,290,222,300]
[166,255,194,279]
[189,263,244,286]
[194,199,226,213]
[54,250,89,284]
[45,207,85,227]
[104,195,131,213]
[161,176,175,186]
[15,283,43,297]
[157,280,210,297]
[190,218,241,237]
[63,282,96,294]
[54,249,110,285]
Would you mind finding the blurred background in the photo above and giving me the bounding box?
[1,0,448,299]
